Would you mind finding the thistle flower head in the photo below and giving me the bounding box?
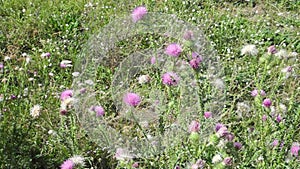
[132,6,147,23]
[188,120,200,133]
[60,159,74,169]
[165,43,182,57]
[123,92,141,107]
[263,98,272,108]
[267,45,277,54]
[60,90,73,101]
[162,72,180,86]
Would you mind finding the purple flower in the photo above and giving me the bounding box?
[225,133,235,142]
[188,120,200,133]
[132,162,139,168]
[60,90,73,101]
[263,98,272,108]
[0,63,3,69]
[174,165,181,169]
[165,43,182,57]
[215,123,225,132]
[132,6,147,23]
[290,143,300,156]
[162,72,180,86]
[272,139,279,147]
[216,126,229,137]
[260,90,266,96]
[41,52,51,58]
[262,115,267,121]
[251,89,258,97]
[189,53,202,69]
[234,142,242,150]
[223,157,232,166]
[267,45,277,54]
[60,159,74,169]
[183,30,193,40]
[204,111,212,118]
[10,94,17,100]
[60,109,68,115]
[195,159,205,168]
[94,106,105,116]
[80,88,86,94]
[151,56,156,64]
[123,93,141,107]
[276,114,282,123]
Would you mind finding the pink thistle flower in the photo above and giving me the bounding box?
[150,56,156,64]
[123,93,141,107]
[189,53,202,69]
[251,89,258,97]
[234,142,242,150]
[183,30,193,40]
[223,157,232,166]
[262,98,272,108]
[267,45,277,54]
[60,159,74,169]
[132,6,147,23]
[215,123,224,132]
[60,90,73,101]
[290,143,300,156]
[165,43,182,57]
[276,114,282,123]
[216,126,229,137]
[162,72,180,86]
[93,106,105,116]
[225,133,235,142]
[260,90,266,96]
[80,88,86,94]
[204,111,212,118]
[132,162,139,168]
[188,120,200,133]
[262,115,267,121]
[272,139,279,147]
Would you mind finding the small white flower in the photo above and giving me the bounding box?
[241,44,258,56]
[85,79,94,85]
[279,103,287,113]
[62,97,75,106]
[4,56,11,61]
[60,60,72,68]
[281,66,292,73]
[30,105,41,118]
[213,78,225,89]
[236,102,251,118]
[48,130,56,135]
[69,155,85,166]
[25,57,31,64]
[72,72,80,77]
[289,51,298,58]
[41,52,50,58]
[275,49,288,59]
[49,72,54,77]
[115,148,134,161]
[138,74,151,84]
[21,53,27,57]
[0,94,3,102]
[212,154,222,164]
